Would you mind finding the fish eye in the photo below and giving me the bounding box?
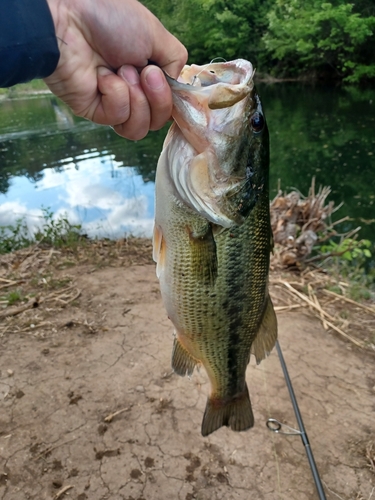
[250,112,264,133]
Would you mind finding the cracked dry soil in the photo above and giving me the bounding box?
[0,250,374,500]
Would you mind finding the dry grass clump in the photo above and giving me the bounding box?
[270,178,352,267]
[366,441,375,475]
[270,265,375,350]
[269,178,375,351]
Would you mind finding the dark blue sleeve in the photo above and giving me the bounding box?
[0,0,60,87]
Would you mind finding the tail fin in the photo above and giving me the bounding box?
[201,384,254,437]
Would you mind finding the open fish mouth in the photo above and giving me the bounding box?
[160,59,261,228]
[163,59,254,110]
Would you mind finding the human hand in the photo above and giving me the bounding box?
[44,0,187,140]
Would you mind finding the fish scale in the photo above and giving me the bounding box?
[153,59,277,436]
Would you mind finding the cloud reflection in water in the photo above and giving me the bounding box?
[0,153,155,239]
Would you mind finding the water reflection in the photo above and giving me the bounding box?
[0,155,155,239]
[261,83,375,243]
[51,98,75,129]
[0,86,374,242]
[0,95,165,238]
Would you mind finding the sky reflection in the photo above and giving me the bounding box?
[0,154,155,239]
[1,87,375,244]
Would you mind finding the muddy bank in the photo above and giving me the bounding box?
[0,241,374,499]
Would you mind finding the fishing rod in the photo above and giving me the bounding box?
[267,340,327,500]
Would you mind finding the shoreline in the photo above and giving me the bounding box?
[0,74,352,102]
[1,237,374,354]
[0,89,52,101]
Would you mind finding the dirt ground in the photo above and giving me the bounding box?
[0,241,374,500]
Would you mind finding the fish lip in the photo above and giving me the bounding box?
[163,59,254,93]
[146,61,193,91]
[162,71,190,91]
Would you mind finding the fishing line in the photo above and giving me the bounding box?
[267,340,327,500]
[191,57,227,85]
[260,363,282,496]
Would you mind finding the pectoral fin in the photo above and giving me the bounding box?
[251,295,278,364]
[188,222,218,286]
[152,224,166,279]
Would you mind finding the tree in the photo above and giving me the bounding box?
[142,0,273,67]
[263,0,375,82]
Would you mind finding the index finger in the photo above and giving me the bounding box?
[150,32,188,79]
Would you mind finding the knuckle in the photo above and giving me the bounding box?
[180,46,188,65]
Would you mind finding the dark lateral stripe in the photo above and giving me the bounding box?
[224,229,245,395]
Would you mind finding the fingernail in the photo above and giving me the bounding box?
[98,66,113,77]
[119,65,139,85]
[145,67,165,90]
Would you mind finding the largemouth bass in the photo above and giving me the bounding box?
[153,59,277,436]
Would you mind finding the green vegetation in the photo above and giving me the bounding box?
[264,0,375,82]
[1,207,374,304]
[318,238,375,300]
[320,237,372,262]
[3,289,24,306]
[142,0,375,83]
[34,208,82,247]
[0,218,32,254]
[144,0,273,64]
[0,208,83,254]
[0,2,373,89]
[0,79,49,97]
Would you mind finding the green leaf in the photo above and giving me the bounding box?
[342,251,353,261]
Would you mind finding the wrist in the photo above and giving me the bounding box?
[45,0,81,45]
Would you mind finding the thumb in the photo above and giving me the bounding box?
[91,66,131,125]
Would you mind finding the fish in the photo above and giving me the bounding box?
[153,59,277,436]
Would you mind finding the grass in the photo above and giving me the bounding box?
[3,290,24,306]
[0,80,49,97]
[34,208,83,248]
[29,275,73,291]
[322,258,375,302]
[317,238,375,302]
[45,277,72,289]
[0,208,84,255]
[1,206,374,307]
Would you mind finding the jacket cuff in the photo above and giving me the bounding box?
[0,0,60,87]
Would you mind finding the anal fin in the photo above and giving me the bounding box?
[172,337,198,377]
[201,384,254,437]
[251,295,278,364]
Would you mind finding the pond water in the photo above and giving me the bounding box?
[0,84,374,242]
